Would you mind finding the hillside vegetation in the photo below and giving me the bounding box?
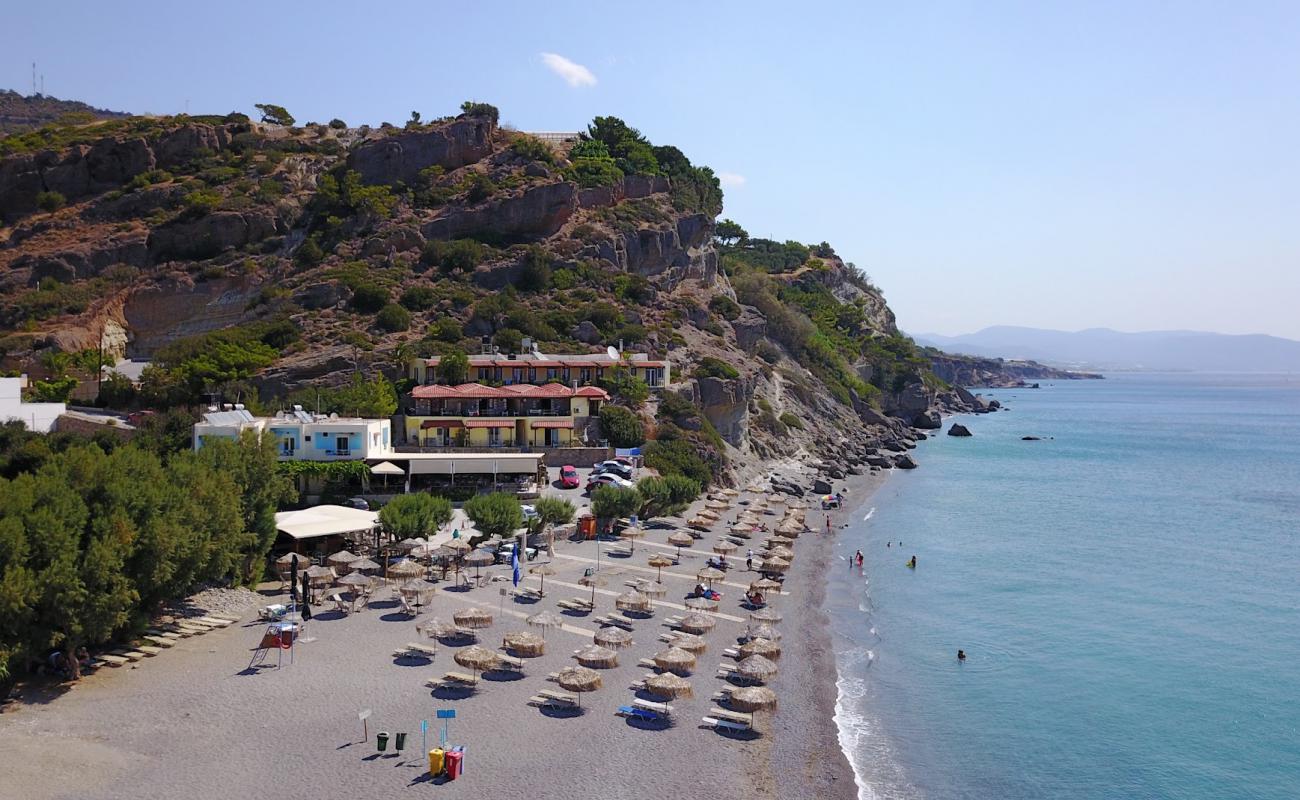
[0,99,960,479]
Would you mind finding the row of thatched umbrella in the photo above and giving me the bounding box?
[502,631,545,657]
[574,644,618,669]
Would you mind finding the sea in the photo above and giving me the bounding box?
[829,372,1300,800]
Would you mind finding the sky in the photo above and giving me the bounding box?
[6,1,1300,339]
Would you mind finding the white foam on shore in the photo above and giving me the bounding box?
[863,506,876,521]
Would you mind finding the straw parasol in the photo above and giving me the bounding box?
[387,559,424,580]
[578,573,607,607]
[442,538,472,555]
[713,541,738,556]
[619,526,646,553]
[327,550,358,569]
[761,557,791,574]
[528,563,556,594]
[573,644,618,669]
[751,578,783,593]
[705,499,730,511]
[677,613,716,634]
[304,564,335,586]
[629,579,667,599]
[728,685,778,711]
[697,509,721,521]
[614,590,651,614]
[720,488,740,497]
[749,607,783,623]
[685,596,717,611]
[765,493,786,506]
[555,666,602,706]
[502,631,545,657]
[667,632,707,654]
[409,543,439,560]
[349,557,381,573]
[337,572,371,588]
[644,672,694,700]
[647,554,674,580]
[747,622,781,642]
[735,654,779,684]
[395,537,426,552]
[739,637,782,659]
[275,552,299,568]
[453,607,494,629]
[766,545,795,561]
[400,578,437,597]
[424,618,467,640]
[728,525,755,538]
[687,517,712,531]
[526,611,563,637]
[652,646,696,675]
[463,548,495,581]
[593,627,634,649]
[667,532,694,558]
[696,566,725,586]
[453,645,500,680]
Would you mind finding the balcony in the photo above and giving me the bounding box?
[324,449,352,457]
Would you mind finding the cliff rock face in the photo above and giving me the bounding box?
[422,181,576,242]
[928,352,1101,386]
[347,118,496,186]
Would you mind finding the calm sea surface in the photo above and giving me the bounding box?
[830,373,1300,800]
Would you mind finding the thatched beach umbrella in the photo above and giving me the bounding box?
[647,554,675,580]
[424,618,465,640]
[454,645,500,681]
[705,499,730,511]
[766,545,794,561]
[442,538,472,555]
[696,566,725,587]
[619,526,646,553]
[765,493,786,506]
[502,631,545,657]
[667,532,694,558]
[526,611,563,637]
[729,684,778,712]
[687,517,712,531]
[275,552,299,568]
[555,666,602,707]
[652,646,696,675]
[387,559,424,581]
[304,565,335,587]
[749,607,783,623]
[573,644,618,669]
[579,573,607,607]
[720,488,740,498]
[327,550,358,570]
[728,525,755,538]
[667,632,707,654]
[713,540,738,556]
[750,578,782,593]
[762,557,790,574]
[338,572,371,589]
[395,537,426,552]
[463,548,495,582]
[630,579,667,599]
[739,637,782,660]
[677,613,716,634]
[735,654,779,684]
[615,590,651,614]
[453,607,494,630]
[528,563,556,594]
[747,622,781,642]
[644,672,694,700]
[697,509,721,522]
[685,596,717,611]
[593,627,633,650]
[349,557,381,573]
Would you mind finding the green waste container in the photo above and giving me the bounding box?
[395,732,407,751]
[376,732,389,751]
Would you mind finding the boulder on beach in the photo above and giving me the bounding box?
[893,453,918,469]
[812,478,833,495]
[912,410,942,429]
[948,423,972,437]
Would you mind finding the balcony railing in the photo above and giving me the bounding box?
[325,449,352,457]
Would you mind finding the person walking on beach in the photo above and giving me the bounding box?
[856,550,864,567]
[825,516,832,534]
[746,549,754,571]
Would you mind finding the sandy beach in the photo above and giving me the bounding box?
[0,469,884,800]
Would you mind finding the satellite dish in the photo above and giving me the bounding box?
[606,345,620,361]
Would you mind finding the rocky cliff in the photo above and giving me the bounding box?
[926,351,1102,387]
[0,103,959,481]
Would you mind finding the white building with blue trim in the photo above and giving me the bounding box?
[193,405,392,461]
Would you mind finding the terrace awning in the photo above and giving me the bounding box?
[530,419,574,429]
[463,419,515,429]
[406,454,544,475]
[274,505,379,541]
[421,419,462,429]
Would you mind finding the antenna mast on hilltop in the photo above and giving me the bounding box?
[32,62,36,95]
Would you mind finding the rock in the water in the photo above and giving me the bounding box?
[892,453,918,469]
[948,423,972,437]
[866,455,893,468]
[912,409,942,429]
[1021,435,1041,441]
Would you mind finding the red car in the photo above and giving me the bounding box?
[559,465,581,489]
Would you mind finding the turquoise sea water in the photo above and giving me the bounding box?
[830,373,1300,800]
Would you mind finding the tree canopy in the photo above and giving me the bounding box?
[463,492,523,543]
[254,103,295,126]
[379,494,452,539]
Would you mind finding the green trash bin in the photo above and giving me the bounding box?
[395,732,407,751]
[376,732,389,752]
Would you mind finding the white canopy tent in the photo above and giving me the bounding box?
[403,453,544,476]
[275,505,380,541]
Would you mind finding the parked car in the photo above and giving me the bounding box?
[521,504,538,521]
[559,465,581,489]
[587,473,635,492]
[345,497,371,510]
[591,460,634,480]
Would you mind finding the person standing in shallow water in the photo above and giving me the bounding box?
[958,649,966,662]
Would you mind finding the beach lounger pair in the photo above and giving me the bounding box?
[618,706,665,722]
[558,598,594,612]
[393,642,437,659]
[595,615,634,630]
[632,698,674,717]
[426,671,478,689]
[702,713,752,732]
[496,653,525,672]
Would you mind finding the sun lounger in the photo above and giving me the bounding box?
[207,612,242,623]
[557,600,592,613]
[142,635,176,647]
[529,694,576,708]
[108,649,146,662]
[709,707,754,724]
[538,689,577,704]
[426,671,478,689]
[663,615,683,627]
[716,663,738,677]
[134,645,163,656]
[496,653,525,671]
[97,654,129,667]
[595,615,634,630]
[393,642,438,658]
[702,715,751,732]
[618,705,664,722]
[150,626,192,638]
[632,698,674,716]
[722,647,740,658]
[193,616,233,627]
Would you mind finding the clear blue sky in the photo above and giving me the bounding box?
[7,1,1300,339]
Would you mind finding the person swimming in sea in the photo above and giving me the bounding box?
[907,555,917,568]
[957,649,966,662]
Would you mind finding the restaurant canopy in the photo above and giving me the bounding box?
[274,505,379,541]
[402,453,545,476]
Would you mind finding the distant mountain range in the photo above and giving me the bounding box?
[913,326,1300,373]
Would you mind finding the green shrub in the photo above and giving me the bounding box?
[36,190,67,212]
[463,491,523,543]
[599,370,649,408]
[599,405,645,448]
[694,357,740,380]
[421,239,484,273]
[778,411,804,430]
[429,317,463,343]
[493,328,524,353]
[511,135,555,165]
[465,172,496,203]
[563,156,623,188]
[375,303,411,332]
[379,494,452,538]
[517,246,552,292]
[182,189,222,217]
[328,118,347,129]
[636,474,701,518]
[709,295,741,321]
[350,283,389,313]
[459,101,500,124]
[591,485,641,522]
[399,286,437,311]
[644,433,714,487]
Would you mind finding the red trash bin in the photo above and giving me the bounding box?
[445,750,463,780]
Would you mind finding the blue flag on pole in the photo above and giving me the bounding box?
[511,547,521,587]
